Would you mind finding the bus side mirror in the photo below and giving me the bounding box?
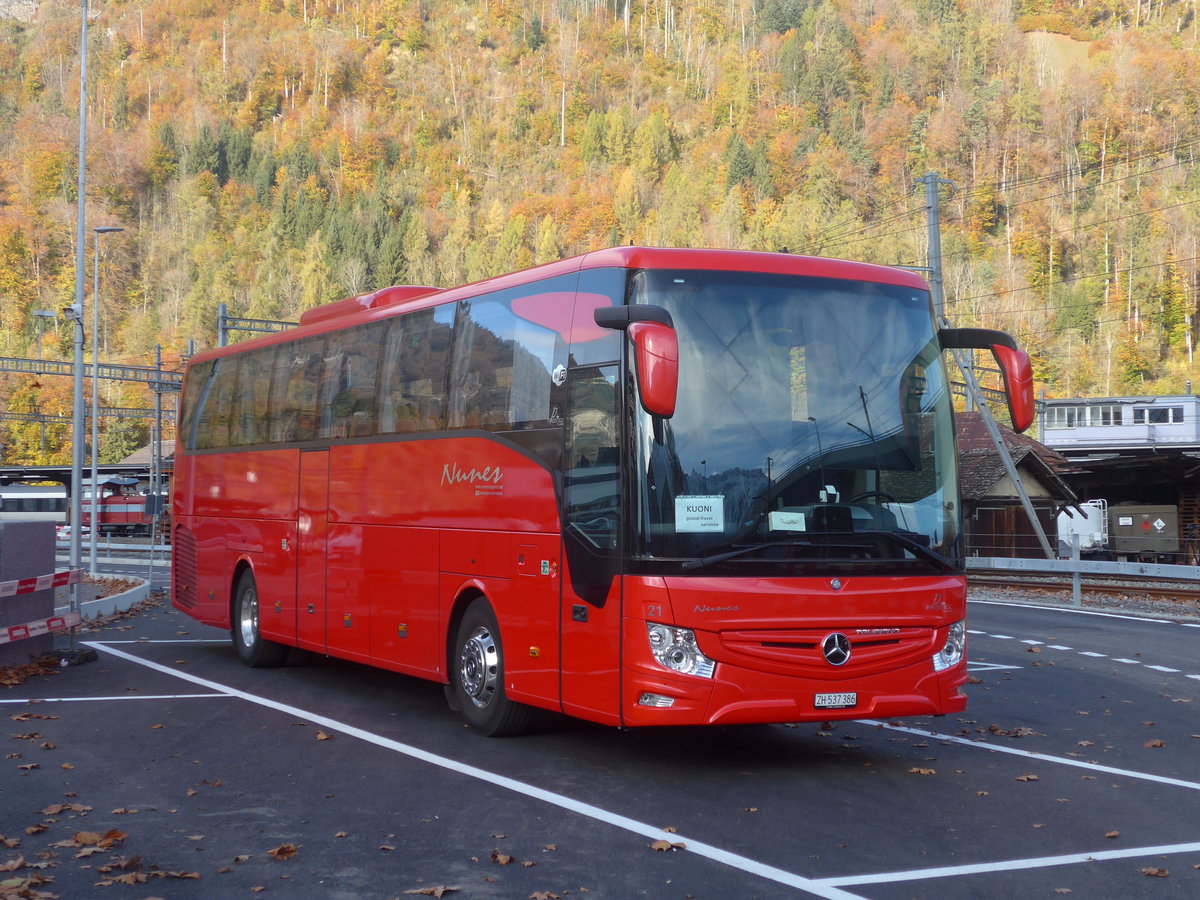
[595,304,678,419]
[627,321,678,418]
[939,327,1035,433]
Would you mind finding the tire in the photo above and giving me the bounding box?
[452,597,532,736]
[231,570,288,668]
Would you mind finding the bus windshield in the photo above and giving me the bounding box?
[629,268,958,574]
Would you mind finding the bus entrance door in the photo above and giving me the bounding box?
[296,449,329,653]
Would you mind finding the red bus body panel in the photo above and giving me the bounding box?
[619,575,967,726]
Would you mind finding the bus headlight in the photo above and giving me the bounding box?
[646,623,715,679]
[932,620,966,672]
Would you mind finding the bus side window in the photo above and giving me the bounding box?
[269,335,325,444]
[195,357,239,450]
[316,335,345,439]
[448,276,572,432]
[564,366,621,553]
[570,268,623,367]
[179,360,214,451]
[321,321,386,439]
[232,345,275,446]
[379,308,451,434]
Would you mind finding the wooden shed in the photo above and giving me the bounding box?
[956,412,1077,559]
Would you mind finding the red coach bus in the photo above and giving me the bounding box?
[171,247,1033,735]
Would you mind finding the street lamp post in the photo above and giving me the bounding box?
[68,0,91,622]
[90,225,123,574]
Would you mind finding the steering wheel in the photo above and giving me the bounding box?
[849,490,897,504]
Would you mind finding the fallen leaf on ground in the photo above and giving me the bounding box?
[648,839,685,851]
[1140,867,1169,877]
[1015,774,1039,782]
[490,849,514,865]
[403,887,460,898]
[267,843,298,860]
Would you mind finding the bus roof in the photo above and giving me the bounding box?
[188,247,930,366]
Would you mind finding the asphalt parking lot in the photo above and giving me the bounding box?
[3,595,1199,899]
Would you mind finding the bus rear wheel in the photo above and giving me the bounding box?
[453,598,531,737]
[232,571,287,668]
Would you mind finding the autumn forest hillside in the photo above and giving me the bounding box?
[1,0,1199,462]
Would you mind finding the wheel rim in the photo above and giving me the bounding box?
[458,625,499,709]
[238,587,259,648]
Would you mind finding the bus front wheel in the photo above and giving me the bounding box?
[232,571,287,668]
[453,598,531,737]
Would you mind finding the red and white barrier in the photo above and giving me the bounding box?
[0,568,81,599]
[0,569,83,646]
[2,611,82,646]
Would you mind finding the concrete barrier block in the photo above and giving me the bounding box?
[0,520,57,667]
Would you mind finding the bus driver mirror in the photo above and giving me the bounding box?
[938,327,1035,433]
[594,305,678,419]
[627,321,678,418]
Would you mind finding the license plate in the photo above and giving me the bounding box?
[814,692,857,709]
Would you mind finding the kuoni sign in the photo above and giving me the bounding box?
[676,495,724,532]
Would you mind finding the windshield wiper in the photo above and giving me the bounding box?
[680,531,957,572]
[864,532,955,573]
[681,540,811,571]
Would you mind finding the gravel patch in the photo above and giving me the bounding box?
[968,580,1200,623]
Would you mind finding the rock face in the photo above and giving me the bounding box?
[0,0,38,23]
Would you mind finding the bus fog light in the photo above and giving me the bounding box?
[646,623,715,678]
[932,620,965,672]
[638,692,675,707]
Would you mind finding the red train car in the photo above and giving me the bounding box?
[81,477,155,535]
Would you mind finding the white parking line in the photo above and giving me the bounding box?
[865,720,1200,792]
[84,640,868,900]
[0,693,227,704]
[968,624,1200,681]
[817,840,1200,888]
